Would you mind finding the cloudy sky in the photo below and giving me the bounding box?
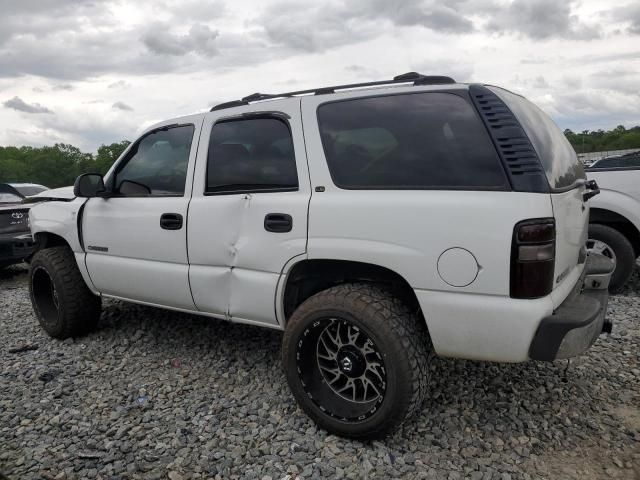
[0,0,639,152]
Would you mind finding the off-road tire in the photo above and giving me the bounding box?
[29,246,101,338]
[588,224,635,293]
[282,283,431,439]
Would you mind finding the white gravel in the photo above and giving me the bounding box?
[0,263,638,480]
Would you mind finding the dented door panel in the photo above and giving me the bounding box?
[187,98,311,326]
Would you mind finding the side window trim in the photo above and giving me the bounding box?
[109,123,195,198]
[204,113,299,196]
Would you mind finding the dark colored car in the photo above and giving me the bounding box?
[0,183,48,268]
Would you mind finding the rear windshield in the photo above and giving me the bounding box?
[317,92,508,190]
[488,87,585,190]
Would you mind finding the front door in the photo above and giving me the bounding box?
[188,101,311,326]
[83,118,202,310]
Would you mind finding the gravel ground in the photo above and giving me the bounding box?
[1,263,638,480]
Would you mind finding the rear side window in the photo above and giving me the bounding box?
[317,92,507,190]
[489,87,585,190]
[206,117,298,194]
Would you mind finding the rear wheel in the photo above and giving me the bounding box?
[587,224,635,293]
[282,283,431,439]
[29,246,101,338]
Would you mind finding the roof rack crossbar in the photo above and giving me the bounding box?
[210,72,455,111]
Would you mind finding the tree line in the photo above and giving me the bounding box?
[564,125,640,154]
[1,125,640,189]
[0,141,130,188]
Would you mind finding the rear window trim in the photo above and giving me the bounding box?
[315,90,511,192]
[487,86,585,193]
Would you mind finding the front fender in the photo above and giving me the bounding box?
[29,199,85,253]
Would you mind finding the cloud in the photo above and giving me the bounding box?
[142,24,219,56]
[609,2,640,35]
[590,69,640,96]
[160,0,227,21]
[52,84,74,91]
[108,80,130,89]
[485,0,601,40]
[112,101,134,111]
[3,96,53,114]
[2,101,141,151]
[258,0,476,53]
[532,76,549,88]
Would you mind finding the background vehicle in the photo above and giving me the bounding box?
[587,160,640,292]
[589,151,640,169]
[27,73,611,438]
[0,183,48,269]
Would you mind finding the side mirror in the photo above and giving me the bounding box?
[73,173,106,198]
[118,180,152,196]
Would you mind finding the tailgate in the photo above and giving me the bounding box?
[551,186,588,294]
[0,208,30,234]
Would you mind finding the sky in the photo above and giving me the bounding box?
[0,0,639,152]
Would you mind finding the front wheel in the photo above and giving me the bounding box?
[29,246,101,338]
[282,283,431,439]
[587,224,635,293]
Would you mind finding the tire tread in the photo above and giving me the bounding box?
[30,246,101,338]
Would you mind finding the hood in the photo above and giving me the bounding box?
[23,186,75,203]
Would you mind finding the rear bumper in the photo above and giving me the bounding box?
[0,232,35,265]
[529,253,614,361]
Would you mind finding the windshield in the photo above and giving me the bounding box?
[13,185,47,196]
[0,192,23,203]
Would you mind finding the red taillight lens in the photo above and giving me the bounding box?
[510,218,555,299]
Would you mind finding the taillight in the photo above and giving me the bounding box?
[510,218,555,299]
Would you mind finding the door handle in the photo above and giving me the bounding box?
[264,213,292,233]
[160,213,183,230]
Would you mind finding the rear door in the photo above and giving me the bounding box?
[490,87,589,301]
[188,100,311,326]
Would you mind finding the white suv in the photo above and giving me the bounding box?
[27,73,613,439]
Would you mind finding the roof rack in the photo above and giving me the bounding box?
[210,72,456,112]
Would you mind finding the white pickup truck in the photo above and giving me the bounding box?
[27,73,613,439]
[587,153,640,292]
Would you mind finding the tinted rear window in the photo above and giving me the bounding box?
[317,92,507,190]
[489,87,585,190]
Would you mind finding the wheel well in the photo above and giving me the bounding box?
[33,232,70,251]
[283,259,423,322]
[590,208,640,257]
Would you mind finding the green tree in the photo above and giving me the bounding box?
[564,126,640,153]
[0,140,130,188]
[95,141,131,174]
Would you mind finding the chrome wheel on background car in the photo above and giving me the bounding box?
[586,239,617,265]
[587,224,636,293]
[297,317,387,422]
